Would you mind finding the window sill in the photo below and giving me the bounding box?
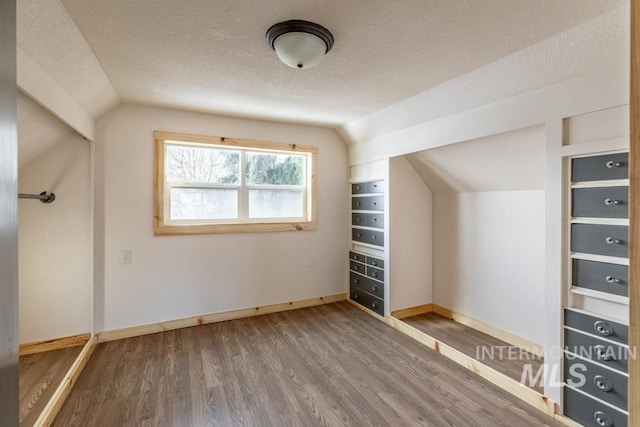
[153,220,318,236]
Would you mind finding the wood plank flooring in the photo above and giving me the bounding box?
[53,302,561,426]
[403,312,545,393]
[19,345,83,426]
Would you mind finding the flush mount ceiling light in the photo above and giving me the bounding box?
[266,20,334,69]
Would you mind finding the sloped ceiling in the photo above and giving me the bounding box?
[407,125,545,193]
[17,91,74,167]
[13,0,625,128]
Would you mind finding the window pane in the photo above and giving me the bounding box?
[166,144,239,184]
[246,152,305,186]
[249,190,303,218]
[170,188,238,220]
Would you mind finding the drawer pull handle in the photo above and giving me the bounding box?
[595,345,615,361]
[372,261,377,266]
[606,161,623,169]
[605,275,620,284]
[371,301,377,308]
[371,285,378,292]
[354,293,359,299]
[593,411,614,427]
[594,320,614,336]
[356,202,361,206]
[372,202,377,206]
[372,235,376,240]
[354,279,359,284]
[604,198,622,206]
[356,186,361,190]
[357,233,362,237]
[356,216,361,221]
[372,218,377,222]
[593,375,613,392]
[605,237,621,244]
[372,184,377,188]
[372,272,378,277]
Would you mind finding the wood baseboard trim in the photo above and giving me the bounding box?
[98,293,348,343]
[391,303,434,319]
[345,298,392,324]
[387,317,556,417]
[553,413,581,427]
[431,304,545,358]
[20,333,91,356]
[34,335,98,427]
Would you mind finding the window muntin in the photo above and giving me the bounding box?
[154,131,317,235]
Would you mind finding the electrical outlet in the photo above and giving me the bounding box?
[120,250,132,264]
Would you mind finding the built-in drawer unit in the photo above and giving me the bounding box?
[349,250,385,315]
[351,212,384,229]
[572,152,629,182]
[565,356,628,411]
[565,310,628,345]
[351,180,383,195]
[572,186,629,219]
[564,328,628,374]
[352,196,384,211]
[572,259,628,297]
[570,224,628,258]
[352,228,384,247]
[564,387,627,427]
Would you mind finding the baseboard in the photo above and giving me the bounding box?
[431,304,545,358]
[387,317,556,417]
[20,333,91,356]
[34,335,98,427]
[391,303,433,319]
[98,293,348,343]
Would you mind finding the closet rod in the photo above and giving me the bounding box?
[18,192,56,204]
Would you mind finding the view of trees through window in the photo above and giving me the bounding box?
[165,142,306,221]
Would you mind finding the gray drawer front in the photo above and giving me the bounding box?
[573,259,628,297]
[350,272,383,298]
[350,286,384,316]
[349,260,365,275]
[572,187,628,219]
[571,224,628,258]
[572,153,629,182]
[565,329,628,373]
[351,180,383,195]
[349,251,366,263]
[352,228,384,247]
[351,212,384,229]
[564,387,627,427]
[352,196,384,211]
[565,356,627,411]
[366,265,384,282]
[366,255,384,269]
[565,310,628,345]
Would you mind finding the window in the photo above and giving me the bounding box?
[154,131,317,235]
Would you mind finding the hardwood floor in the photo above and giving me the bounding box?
[403,312,545,393]
[53,302,561,426]
[19,345,83,426]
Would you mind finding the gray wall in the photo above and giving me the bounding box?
[0,0,19,425]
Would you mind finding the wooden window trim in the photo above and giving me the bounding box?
[153,131,318,236]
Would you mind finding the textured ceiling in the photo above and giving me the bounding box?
[44,0,625,127]
[407,125,545,193]
[17,91,74,167]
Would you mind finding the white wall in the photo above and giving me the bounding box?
[389,156,432,311]
[95,104,348,332]
[433,191,546,345]
[18,135,92,343]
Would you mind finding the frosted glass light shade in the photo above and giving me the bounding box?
[266,20,334,70]
[273,32,327,69]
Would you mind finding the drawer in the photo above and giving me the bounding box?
[572,187,628,219]
[565,356,627,411]
[564,328,628,373]
[366,255,384,269]
[351,180,383,195]
[572,259,628,297]
[349,251,366,263]
[349,260,366,274]
[571,224,628,258]
[565,310,628,345]
[366,265,384,282]
[564,386,627,427]
[350,272,383,298]
[572,153,629,182]
[350,286,384,316]
[352,228,384,247]
[351,212,384,229]
[352,196,384,211]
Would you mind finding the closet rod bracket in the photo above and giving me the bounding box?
[18,191,56,204]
